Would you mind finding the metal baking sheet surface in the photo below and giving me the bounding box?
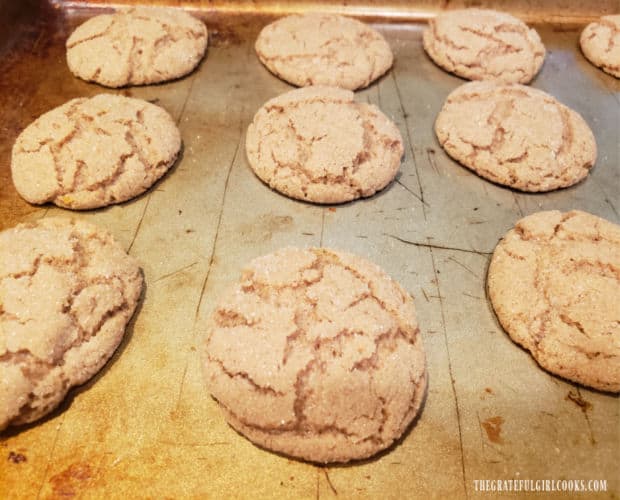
[1,3,618,498]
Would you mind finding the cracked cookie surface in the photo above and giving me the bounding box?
[434,81,596,192]
[66,6,207,87]
[246,86,403,204]
[488,210,620,393]
[580,15,620,79]
[0,218,143,431]
[255,13,393,90]
[202,247,427,463]
[11,94,181,210]
[423,8,545,84]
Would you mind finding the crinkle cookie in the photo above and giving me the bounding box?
[488,210,620,393]
[11,94,181,210]
[246,86,403,204]
[0,218,143,431]
[434,81,596,192]
[202,247,427,463]
[580,15,620,78]
[66,6,207,87]
[255,13,393,90]
[423,8,545,84]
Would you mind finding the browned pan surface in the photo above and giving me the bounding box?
[1,2,618,498]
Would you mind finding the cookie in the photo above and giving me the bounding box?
[580,15,620,79]
[488,210,620,393]
[66,7,207,87]
[0,218,143,431]
[255,13,393,90]
[246,86,403,204]
[423,8,545,84]
[434,81,596,192]
[202,247,427,463]
[11,94,181,210]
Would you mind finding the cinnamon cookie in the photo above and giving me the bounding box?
[255,13,393,90]
[246,86,403,204]
[423,8,545,84]
[434,81,596,192]
[66,7,207,87]
[0,218,143,431]
[580,15,620,78]
[488,210,620,393]
[202,247,427,463]
[11,94,181,210]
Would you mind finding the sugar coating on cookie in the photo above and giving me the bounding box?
[488,210,620,393]
[255,13,393,90]
[0,218,143,431]
[66,7,207,87]
[580,15,620,78]
[202,247,427,463]
[246,86,403,204]
[435,81,596,192]
[423,8,545,84]
[11,94,181,210]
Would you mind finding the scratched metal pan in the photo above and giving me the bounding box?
[1,1,618,498]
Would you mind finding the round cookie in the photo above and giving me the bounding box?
[202,247,427,463]
[0,218,143,431]
[246,86,404,204]
[580,15,620,79]
[434,81,596,192]
[11,94,181,210]
[66,7,207,87]
[255,13,393,90]
[488,210,620,393]
[423,8,545,84]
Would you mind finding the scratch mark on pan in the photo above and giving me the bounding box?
[604,197,619,220]
[396,179,428,206]
[319,209,326,247]
[40,207,51,221]
[476,411,485,454]
[316,467,320,500]
[173,361,189,412]
[429,245,469,499]
[36,419,64,500]
[193,117,243,324]
[323,468,337,495]
[391,71,426,220]
[154,261,199,283]
[127,194,152,253]
[448,255,482,279]
[426,147,440,176]
[157,439,230,447]
[384,233,492,256]
[176,68,199,125]
[512,192,524,217]
[568,388,596,445]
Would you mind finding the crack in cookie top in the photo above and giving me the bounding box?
[66,7,208,87]
[11,94,181,210]
[202,247,427,463]
[580,15,620,79]
[0,218,143,430]
[488,210,620,393]
[434,81,596,192]
[246,86,403,204]
[255,13,393,90]
[423,8,545,84]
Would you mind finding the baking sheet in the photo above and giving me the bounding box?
[1,2,619,498]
